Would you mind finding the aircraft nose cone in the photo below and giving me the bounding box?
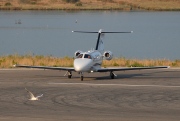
[74,59,92,72]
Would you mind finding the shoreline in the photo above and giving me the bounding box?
[1,7,180,11]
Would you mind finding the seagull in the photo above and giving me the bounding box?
[25,88,43,100]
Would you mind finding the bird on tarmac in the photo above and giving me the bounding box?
[25,88,43,100]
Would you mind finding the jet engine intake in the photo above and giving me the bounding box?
[74,50,83,58]
[103,51,113,60]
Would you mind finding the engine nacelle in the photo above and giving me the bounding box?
[103,51,113,60]
[74,50,83,58]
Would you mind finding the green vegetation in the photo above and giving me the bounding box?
[4,2,12,6]
[0,54,179,68]
[129,62,144,67]
[75,2,82,6]
[19,0,37,4]
[62,0,80,3]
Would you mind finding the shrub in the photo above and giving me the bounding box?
[97,0,114,3]
[19,0,37,4]
[130,62,144,67]
[113,62,119,66]
[75,2,82,6]
[19,0,30,3]
[4,2,12,6]
[62,0,80,3]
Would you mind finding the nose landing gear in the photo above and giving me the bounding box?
[80,72,83,81]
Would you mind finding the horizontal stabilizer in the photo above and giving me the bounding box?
[101,31,133,33]
[72,31,98,33]
[72,30,133,34]
[72,29,133,51]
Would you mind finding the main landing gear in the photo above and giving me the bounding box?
[65,71,72,79]
[68,71,72,79]
[110,71,117,79]
[65,71,116,80]
[65,71,84,81]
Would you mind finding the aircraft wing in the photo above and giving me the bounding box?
[96,66,169,72]
[14,64,75,71]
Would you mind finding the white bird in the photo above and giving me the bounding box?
[25,88,43,100]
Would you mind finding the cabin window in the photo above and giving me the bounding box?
[84,54,92,59]
[78,54,83,58]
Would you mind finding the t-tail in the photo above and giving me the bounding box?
[72,29,133,52]
[95,29,104,52]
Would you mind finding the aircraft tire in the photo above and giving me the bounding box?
[81,76,83,81]
[110,72,114,79]
[68,75,72,79]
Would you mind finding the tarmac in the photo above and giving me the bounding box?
[0,68,180,121]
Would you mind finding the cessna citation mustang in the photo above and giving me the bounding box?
[14,29,169,81]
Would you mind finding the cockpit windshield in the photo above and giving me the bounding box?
[84,54,92,59]
[77,54,83,58]
[77,54,92,59]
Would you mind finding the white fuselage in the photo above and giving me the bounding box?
[74,50,102,72]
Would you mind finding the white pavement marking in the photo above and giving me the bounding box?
[48,83,180,88]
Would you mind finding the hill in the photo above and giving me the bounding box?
[0,0,180,10]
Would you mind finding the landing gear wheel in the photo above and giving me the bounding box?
[81,76,83,81]
[110,72,114,79]
[68,71,72,79]
[68,75,72,79]
[80,72,84,81]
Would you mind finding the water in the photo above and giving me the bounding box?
[0,10,180,60]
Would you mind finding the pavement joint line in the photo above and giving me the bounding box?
[48,83,180,88]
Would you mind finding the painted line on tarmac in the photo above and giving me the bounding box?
[48,83,180,88]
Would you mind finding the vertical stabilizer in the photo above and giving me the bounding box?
[95,29,104,52]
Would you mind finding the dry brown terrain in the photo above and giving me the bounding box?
[0,0,180,10]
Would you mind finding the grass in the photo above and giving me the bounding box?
[102,57,178,67]
[0,54,179,68]
[0,0,180,10]
[0,54,74,68]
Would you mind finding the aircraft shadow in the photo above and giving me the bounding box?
[34,70,178,81]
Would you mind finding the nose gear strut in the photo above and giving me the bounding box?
[80,72,83,81]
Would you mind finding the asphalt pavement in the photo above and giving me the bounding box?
[0,68,180,121]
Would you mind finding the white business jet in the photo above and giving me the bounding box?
[14,29,169,81]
